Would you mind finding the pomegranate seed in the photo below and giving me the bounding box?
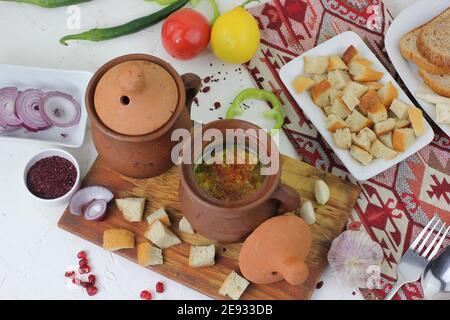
[86,286,98,296]
[156,282,164,293]
[88,274,96,285]
[79,258,88,267]
[79,266,91,274]
[140,290,152,300]
[72,278,82,286]
[65,271,75,278]
[81,281,93,288]
[77,251,87,259]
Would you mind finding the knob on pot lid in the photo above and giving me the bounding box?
[94,60,179,136]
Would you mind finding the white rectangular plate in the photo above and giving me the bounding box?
[385,0,450,137]
[279,31,434,181]
[0,64,91,148]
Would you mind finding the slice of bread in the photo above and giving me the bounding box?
[415,84,450,104]
[328,96,351,119]
[103,229,135,251]
[146,207,171,227]
[373,118,396,136]
[395,119,411,129]
[407,106,426,136]
[326,114,350,132]
[189,245,216,268]
[379,131,393,149]
[145,220,181,249]
[390,99,410,120]
[179,216,195,235]
[349,60,384,82]
[328,69,351,90]
[418,69,450,98]
[436,103,450,124]
[342,45,360,65]
[333,128,351,149]
[400,28,450,75]
[359,90,383,115]
[393,128,415,152]
[359,127,377,143]
[311,79,333,107]
[328,55,348,71]
[367,102,388,123]
[350,145,373,165]
[378,81,398,107]
[116,198,145,223]
[312,74,327,84]
[137,242,163,267]
[370,139,398,160]
[292,76,314,94]
[363,82,384,91]
[351,133,371,152]
[304,56,329,74]
[417,8,450,69]
[345,110,373,133]
[219,271,249,300]
[344,81,369,98]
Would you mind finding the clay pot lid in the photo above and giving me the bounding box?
[94,60,178,136]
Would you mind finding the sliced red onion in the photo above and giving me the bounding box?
[0,125,21,134]
[69,186,114,217]
[40,91,81,128]
[84,199,108,221]
[0,87,21,127]
[15,89,51,132]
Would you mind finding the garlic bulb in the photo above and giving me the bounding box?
[328,231,383,288]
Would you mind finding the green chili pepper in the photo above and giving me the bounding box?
[190,0,220,25]
[59,0,189,45]
[226,88,285,135]
[1,0,91,7]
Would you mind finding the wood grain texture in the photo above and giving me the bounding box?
[58,155,360,300]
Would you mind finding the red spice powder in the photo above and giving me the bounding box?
[26,156,77,199]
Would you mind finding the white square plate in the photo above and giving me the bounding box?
[0,64,91,148]
[279,31,434,181]
[385,0,450,137]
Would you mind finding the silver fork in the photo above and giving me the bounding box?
[385,216,450,300]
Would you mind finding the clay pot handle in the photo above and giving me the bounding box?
[272,183,300,215]
[181,73,202,113]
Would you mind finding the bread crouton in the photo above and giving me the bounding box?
[370,139,398,160]
[311,79,333,107]
[292,76,314,94]
[333,128,351,149]
[346,110,373,133]
[392,128,415,152]
[350,145,373,165]
[304,56,329,74]
[373,118,396,136]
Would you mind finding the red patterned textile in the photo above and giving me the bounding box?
[245,0,450,300]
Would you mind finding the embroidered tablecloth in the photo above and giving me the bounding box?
[244,0,450,300]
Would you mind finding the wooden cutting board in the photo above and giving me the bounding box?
[58,155,360,300]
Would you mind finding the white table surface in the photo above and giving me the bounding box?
[0,0,416,300]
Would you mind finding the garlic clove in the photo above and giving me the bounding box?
[327,230,383,288]
[299,201,316,225]
[315,179,330,205]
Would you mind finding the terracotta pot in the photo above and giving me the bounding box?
[179,119,300,244]
[85,54,201,178]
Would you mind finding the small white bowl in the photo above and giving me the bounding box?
[23,148,81,206]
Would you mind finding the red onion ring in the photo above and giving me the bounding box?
[84,199,108,221]
[15,89,51,132]
[69,186,114,217]
[0,87,22,127]
[40,91,81,128]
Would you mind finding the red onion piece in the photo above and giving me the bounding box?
[84,199,108,221]
[0,87,21,127]
[69,186,114,217]
[40,91,81,128]
[15,89,51,132]
[0,125,21,134]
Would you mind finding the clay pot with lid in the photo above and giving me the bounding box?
[179,119,301,244]
[86,54,201,178]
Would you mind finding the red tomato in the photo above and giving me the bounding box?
[162,8,211,60]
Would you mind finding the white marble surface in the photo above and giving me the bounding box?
[0,0,416,300]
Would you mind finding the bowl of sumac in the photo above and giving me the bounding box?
[23,148,80,206]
